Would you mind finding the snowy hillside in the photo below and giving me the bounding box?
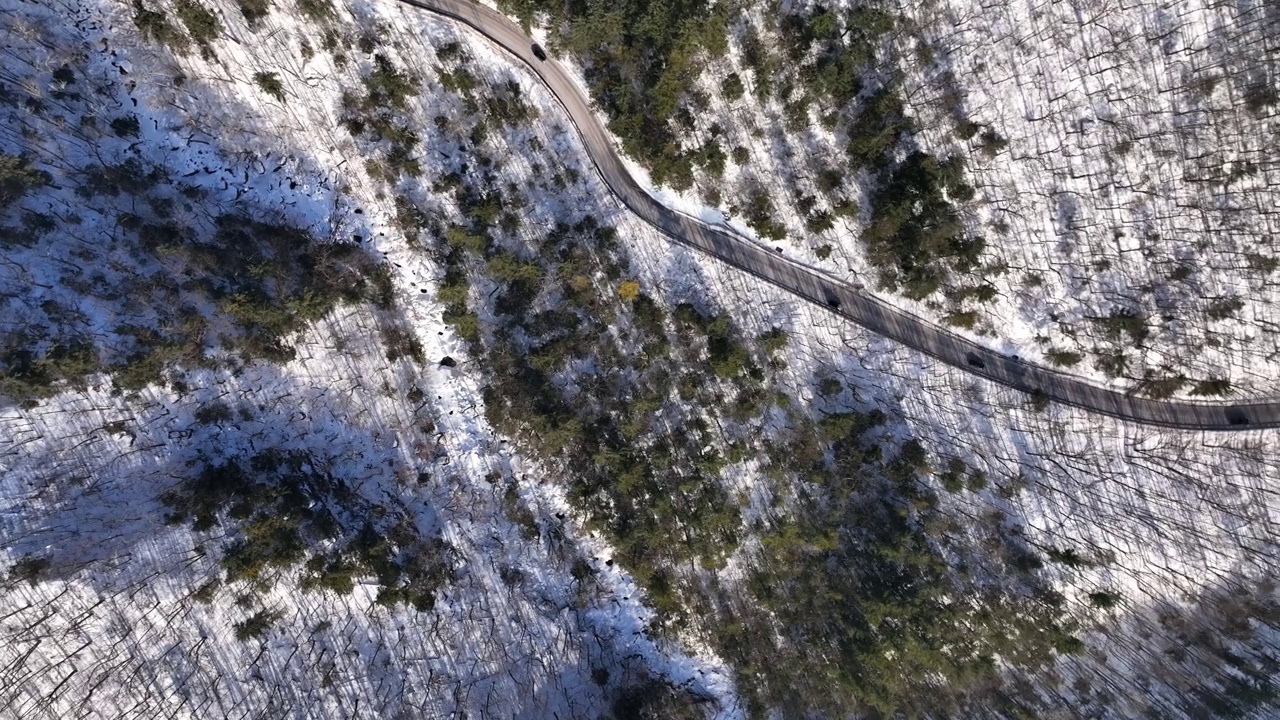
[900,0,1280,397]
[1,0,1278,717]
[0,0,733,715]
[560,0,1280,399]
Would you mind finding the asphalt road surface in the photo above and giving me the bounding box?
[400,0,1279,432]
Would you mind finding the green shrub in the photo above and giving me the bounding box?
[944,310,979,328]
[234,608,282,640]
[846,89,913,170]
[706,315,752,378]
[165,451,454,608]
[1190,378,1231,397]
[445,224,487,254]
[132,3,191,53]
[819,410,884,441]
[436,40,464,63]
[1087,591,1121,609]
[722,72,744,100]
[1045,349,1082,367]
[254,71,286,102]
[817,377,842,397]
[505,0,730,184]
[300,555,356,594]
[1246,252,1279,274]
[201,215,384,360]
[366,54,418,109]
[110,115,141,138]
[487,251,544,288]
[862,151,981,299]
[978,128,1009,156]
[758,327,788,354]
[175,0,221,51]
[0,338,101,405]
[503,484,540,540]
[8,556,51,586]
[1140,374,1187,400]
[742,188,787,241]
[737,427,1080,718]
[612,677,707,720]
[939,456,967,492]
[439,67,476,95]
[380,323,425,364]
[804,209,835,234]
[220,512,306,580]
[194,401,233,424]
[483,80,537,125]
[436,269,471,308]
[1045,546,1090,568]
[1095,308,1148,345]
[954,118,981,140]
[0,153,51,208]
[190,578,220,603]
[78,158,163,197]
[296,0,334,23]
[1093,350,1128,378]
[238,0,271,23]
[1243,81,1278,113]
[443,306,480,342]
[1206,296,1244,320]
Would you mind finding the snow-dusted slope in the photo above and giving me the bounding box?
[1,0,1278,717]
[900,0,1280,395]
[620,212,1280,717]
[629,0,1280,399]
[0,314,732,718]
[0,0,738,716]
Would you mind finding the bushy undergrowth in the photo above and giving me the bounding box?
[501,0,731,188]
[162,448,454,612]
[396,152,1084,714]
[340,54,422,178]
[718,426,1083,717]
[0,152,51,207]
[503,1,987,303]
[0,217,386,404]
[0,153,392,406]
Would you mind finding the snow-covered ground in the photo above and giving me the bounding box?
[1,0,1277,717]
[620,203,1280,716]
[1,306,738,718]
[632,0,1280,399]
[900,0,1280,396]
[0,0,739,716]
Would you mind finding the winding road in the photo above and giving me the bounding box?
[403,0,1279,431]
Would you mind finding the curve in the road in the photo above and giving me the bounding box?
[400,0,1279,432]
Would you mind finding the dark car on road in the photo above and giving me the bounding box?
[1226,408,1250,426]
[531,43,547,61]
